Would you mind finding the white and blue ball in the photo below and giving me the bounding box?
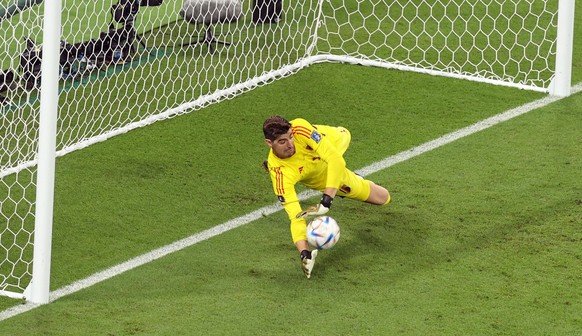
[306,216,340,250]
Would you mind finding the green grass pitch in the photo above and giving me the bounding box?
[0,0,581,335]
[0,63,580,335]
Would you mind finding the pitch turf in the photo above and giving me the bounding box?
[0,0,581,334]
[0,62,580,334]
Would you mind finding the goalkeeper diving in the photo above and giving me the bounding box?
[262,116,391,278]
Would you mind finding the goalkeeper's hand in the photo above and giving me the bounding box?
[300,249,318,279]
[296,194,334,218]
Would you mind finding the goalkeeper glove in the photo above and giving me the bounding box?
[296,194,334,218]
[300,249,318,279]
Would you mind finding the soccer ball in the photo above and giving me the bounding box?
[306,216,340,250]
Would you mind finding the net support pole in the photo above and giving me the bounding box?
[551,0,575,97]
[305,0,325,56]
[29,0,61,304]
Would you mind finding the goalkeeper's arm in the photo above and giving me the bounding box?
[283,198,320,278]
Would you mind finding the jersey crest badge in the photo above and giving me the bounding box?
[340,184,351,194]
[298,166,304,174]
[310,130,321,143]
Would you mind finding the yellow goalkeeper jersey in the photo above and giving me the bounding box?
[266,118,349,243]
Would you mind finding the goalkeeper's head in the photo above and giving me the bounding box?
[263,115,291,141]
[263,116,295,159]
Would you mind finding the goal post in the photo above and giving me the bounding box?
[552,0,575,97]
[28,0,61,304]
[0,0,575,302]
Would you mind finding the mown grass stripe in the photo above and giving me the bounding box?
[0,82,579,321]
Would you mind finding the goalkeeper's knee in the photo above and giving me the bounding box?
[383,191,391,205]
[366,184,391,205]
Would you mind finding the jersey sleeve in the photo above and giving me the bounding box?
[269,166,307,243]
[285,202,308,243]
[292,118,346,190]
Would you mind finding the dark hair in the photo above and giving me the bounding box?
[263,116,291,141]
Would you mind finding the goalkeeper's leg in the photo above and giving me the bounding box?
[337,170,391,205]
[367,181,390,205]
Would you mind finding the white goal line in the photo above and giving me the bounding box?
[0,82,580,322]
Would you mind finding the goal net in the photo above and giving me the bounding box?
[0,0,572,300]
[317,0,560,91]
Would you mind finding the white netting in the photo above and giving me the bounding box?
[0,0,564,298]
[317,0,558,90]
[1,0,43,297]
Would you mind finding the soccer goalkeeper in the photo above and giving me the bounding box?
[262,116,391,278]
